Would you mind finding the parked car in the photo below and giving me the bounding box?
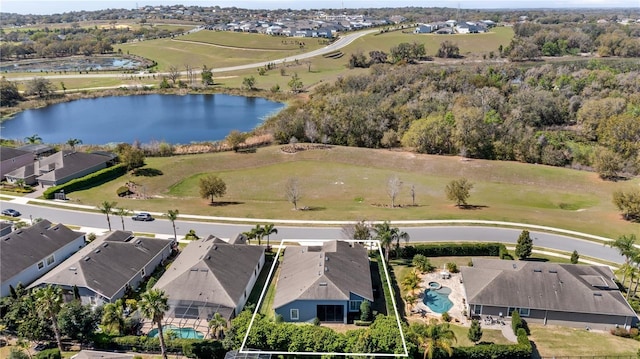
[1,208,21,217]
[132,212,154,221]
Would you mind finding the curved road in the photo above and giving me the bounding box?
[8,30,377,82]
[1,201,623,264]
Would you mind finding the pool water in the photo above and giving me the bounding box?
[423,287,454,313]
[148,325,204,339]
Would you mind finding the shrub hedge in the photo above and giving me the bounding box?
[394,242,507,259]
[374,253,395,316]
[452,343,532,359]
[34,349,61,359]
[43,164,126,199]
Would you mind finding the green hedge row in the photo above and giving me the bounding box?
[43,164,126,199]
[374,253,395,316]
[394,242,507,259]
[452,342,532,359]
[93,335,225,359]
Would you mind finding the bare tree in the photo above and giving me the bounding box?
[168,65,180,84]
[304,120,318,143]
[386,175,402,208]
[184,64,195,85]
[410,184,416,206]
[285,177,301,210]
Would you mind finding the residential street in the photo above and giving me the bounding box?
[0,198,624,264]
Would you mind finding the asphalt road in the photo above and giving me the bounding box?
[8,29,377,82]
[2,201,623,264]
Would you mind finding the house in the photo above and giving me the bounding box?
[0,146,34,181]
[461,258,638,330]
[0,221,13,236]
[5,150,115,186]
[16,143,56,158]
[154,234,265,322]
[415,24,435,34]
[273,240,373,323]
[1,220,85,297]
[30,231,174,306]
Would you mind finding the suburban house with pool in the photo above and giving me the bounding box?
[273,240,374,323]
[1,220,85,297]
[153,234,265,324]
[30,231,174,306]
[461,258,638,330]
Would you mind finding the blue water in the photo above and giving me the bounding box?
[423,287,454,314]
[148,325,204,339]
[0,94,285,145]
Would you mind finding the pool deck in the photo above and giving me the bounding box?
[141,318,212,339]
[410,270,517,343]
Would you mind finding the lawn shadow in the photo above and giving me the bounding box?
[521,258,549,262]
[133,168,163,177]
[459,204,489,210]
[208,201,244,207]
[299,206,325,211]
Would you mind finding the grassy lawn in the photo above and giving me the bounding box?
[67,146,639,239]
[529,324,640,356]
[181,31,326,51]
[257,252,281,319]
[449,323,513,347]
[247,252,276,307]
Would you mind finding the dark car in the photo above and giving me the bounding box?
[132,212,154,221]
[1,208,21,217]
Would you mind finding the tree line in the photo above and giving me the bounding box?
[266,59,640,178]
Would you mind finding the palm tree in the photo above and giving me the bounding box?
[242,228,257,245]
[208,312,227,339]
[114,208,130,231]
[98,201,117,231]
[263,223,278,251]
[404,294,418,313]
[66,138,82,151]
[101,301,125,335]
[391,227,410,256]
[250,224,265,246]
[606,234,638,285]
[401,269,421,295]
[24,134,42,144]
[140,289,170,359]
[165,209,179,240]
[411,320,457,359]
[33,285,64,353]
[15,179,26,189]
[373,221,393,262]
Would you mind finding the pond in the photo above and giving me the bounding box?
[0,56,144,72]
[0,94,285,145]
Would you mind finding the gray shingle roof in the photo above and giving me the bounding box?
[154,235,264,318]
[1,220,84,282]
[273,241,373,309]
[31,231,172,300]
[36,151,111,182]
[462,258,636,317]
[0,146,32,161]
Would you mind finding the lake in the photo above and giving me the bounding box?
[0,94,285,145]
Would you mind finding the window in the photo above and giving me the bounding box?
[37,261,45,270]
[349,300,362,312]
[46,255,55,266]
[519,308,530,317]
[141,268,146,277]
[290,309,299,320]
[473,304,483,315]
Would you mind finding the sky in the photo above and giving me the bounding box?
[0,0,638,15]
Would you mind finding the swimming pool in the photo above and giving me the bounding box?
[423,286,454,314]
[148,325,205,339]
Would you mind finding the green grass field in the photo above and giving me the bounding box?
[529,324,640,356]
[66,145,639,239]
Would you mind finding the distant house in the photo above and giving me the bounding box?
[5,150,115,186]
[16,143,56,158]
[1,220,85,297]
[461,258,638,330]
[273,240,373,323]
[154,234,265,321]
[30,231,174,306]
[415,24,435,34]
[0,221,12,236]
[0,146,34,181]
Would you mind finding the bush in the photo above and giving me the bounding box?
[446,262,458,273]
[117,186,132,197]
[611,327,638,338]
[354,320,373,326]
[35,349,61,359]
[516,328,528,345]
[360,300,372,321]
[441,312,451,322]
[413,254,434,272]
[43,164,126,199]
[511,310,522,334]
[453,343,532,359]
